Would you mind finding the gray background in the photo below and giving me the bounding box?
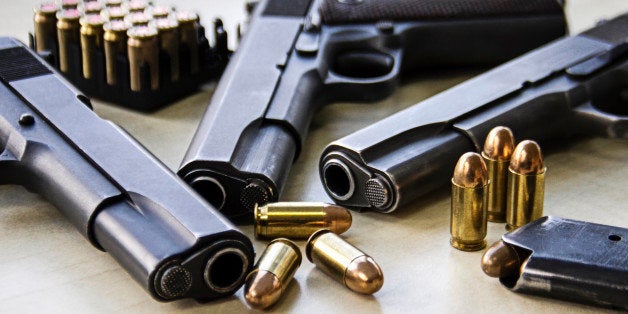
[0,0,627,312]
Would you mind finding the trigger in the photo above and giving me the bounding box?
[333,51,394,78]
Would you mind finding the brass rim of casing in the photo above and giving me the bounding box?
[305,229,333,262]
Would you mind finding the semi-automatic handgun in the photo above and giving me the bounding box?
[319,13,628,212]
[178,0,567,220]
[0,38,254,301]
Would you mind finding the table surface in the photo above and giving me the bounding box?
[1,1,627,313]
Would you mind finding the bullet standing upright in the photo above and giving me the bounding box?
[482,126,515,223]
[56,9,81,73]
[450,152,489,251]
[127,26,159,91]
[80,14,106,79]
[506,140,546,230]
[34,2,59,53]
[104,20,129,86]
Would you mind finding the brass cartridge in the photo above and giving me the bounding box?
[105,6,127,21]
[127,0,147,13]
[80,14,106,79]
[127,26,159,91]
[155,18,180,82]
[151,5,171,19]
[506,140,545,231]
[306,230,383,294]
[127,12,151,26]
[450,152,489,251]
[82,1,103,15]
[56,9,81,73]
[103,20,129,85]
[176,11,200,74]
[61,0,79,10]
[254,202,352,239]
[105,0,123,8]
[34,2,59,53]
[482,126,515,223]
[244,239,301,309]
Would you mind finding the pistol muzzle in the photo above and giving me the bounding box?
[450,152,489,251]
[254,202,352,239]
[306,230,383,295]
[244,239,301,309]
[506,140,545,230]
[482,126,515,223]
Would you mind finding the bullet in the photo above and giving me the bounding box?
[254,202,352,239]
[82,1,103,15]
[33,2,59,53]
[151,5,171,19]
[450,152,489,251]
[104,20,129,85]
[176,11,200,74]
[127,26,159,91]
[481,240,522,278]
[127,12,151,26]
[244,239,301,309]
[306,230,383,294]
[56,9,81,73]
[60,0,79,10]
[80,14,106,79]
[155,18,180,82]
[105,6,127,21]
[105,0,123,8]
[127,0,147,13]
[506,140,546,230]
[482,126,515,223]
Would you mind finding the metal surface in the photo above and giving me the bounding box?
[0,38,254,301]
[500,216,628,310]
[482,126,515,223]
[320,13,628,212]
[506,140,546,230]
[179,0,567,221]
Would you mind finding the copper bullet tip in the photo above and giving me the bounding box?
[482,126,515,161]
[326,204,352,235]
[345,256,384,294]
[452,152,488,188]
[481,240,521,278]
[244,270,282,310]
[509,140,545,175]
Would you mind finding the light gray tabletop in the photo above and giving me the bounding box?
[1,0,627,312]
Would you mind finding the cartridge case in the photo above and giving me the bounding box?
[244,239,301,309]
[127,26,159,91]
[151,5,171,19]
[306,230,383,294]
[56,9,81,73]
[482,126,515,223]
[176,11,200,74]
[254,202,352,239]
[506,140,546,230]
[80,14,106,79]
[155,18,180,82]
[104,20,129,85]
[34,2,59,53]
[450,152,489,251]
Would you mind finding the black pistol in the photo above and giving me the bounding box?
[178,0,567,220]
[319,13,628,212]
[0,38,254,301]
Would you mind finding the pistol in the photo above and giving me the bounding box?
[0,38,254,301]
[178,0,567,220]
[319,13,628,212]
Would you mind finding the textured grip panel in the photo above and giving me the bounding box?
[320,0,563,24]
[0,47,50,82]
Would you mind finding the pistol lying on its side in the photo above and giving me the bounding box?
[0,38,254,301]
[320,13,628,213]
[179,0,567,220]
